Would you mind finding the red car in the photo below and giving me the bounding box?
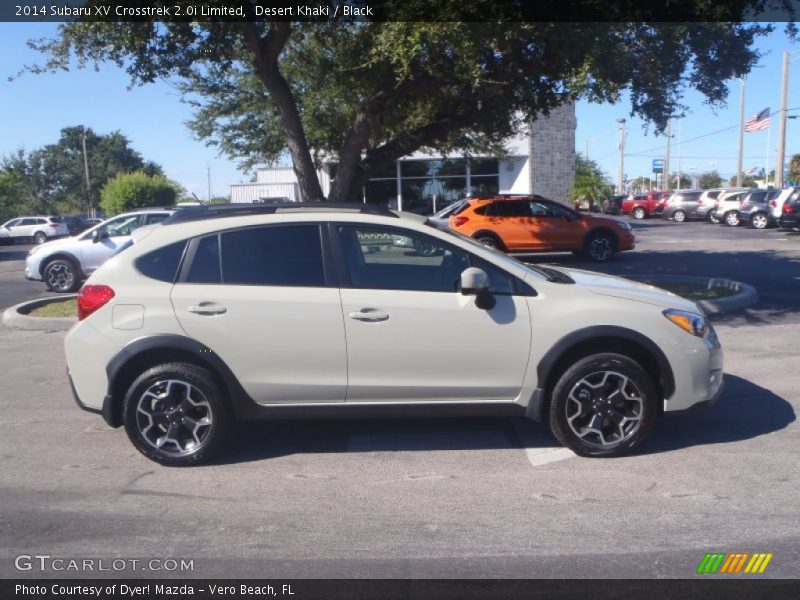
[620,191,670,219]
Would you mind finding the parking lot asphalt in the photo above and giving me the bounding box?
[1,218,799,579]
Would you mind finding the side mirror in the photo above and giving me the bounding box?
[92,229,106,243]
[460,267,495,310]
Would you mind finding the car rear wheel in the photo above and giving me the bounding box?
[632,207,647,219]
[707,211,720,224]
[123,363,231,467]
[33,231,47,244]
[672,210,686,223]
[583,232,616,262]
[474,234,504,251]
[43,259,80,293]
[549,353,657,457]
[750,213,769,229]
[724,211,740,227]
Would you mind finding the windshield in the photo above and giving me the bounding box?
[426,221,558,282]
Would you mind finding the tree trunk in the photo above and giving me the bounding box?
[243,23,325,202]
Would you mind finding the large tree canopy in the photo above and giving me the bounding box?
[1,127,162,215]
[21,3,786,202]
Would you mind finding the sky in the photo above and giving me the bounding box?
[1,22,800,197]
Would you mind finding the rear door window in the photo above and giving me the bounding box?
[220,225,325,287]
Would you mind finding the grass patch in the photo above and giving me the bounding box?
[639,281,737,301]
[27,298,77,318]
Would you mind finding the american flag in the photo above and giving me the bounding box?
[745,108,771,132]
[744,166,759,176]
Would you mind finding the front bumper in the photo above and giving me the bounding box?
[662,327,724,414]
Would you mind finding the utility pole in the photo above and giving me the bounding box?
[664,119,672,191]
[737,78,746,187]
[618,122,624,195]
[585,139,589,159]
[81,126,91,217]
[206,164,212,202]
[776,51,790,188]
[676,118,682,190]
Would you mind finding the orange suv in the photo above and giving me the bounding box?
[449,195,635,261]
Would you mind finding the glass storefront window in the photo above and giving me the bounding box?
[470,158,499,176]
[470,176,499,198]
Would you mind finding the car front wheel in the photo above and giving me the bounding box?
[632,207,647,219]
[672,210,686,223]
[724,211,740,227]
[33,231,47,244]
[549,353,657,457]
[583,232,616,262]
[43,259,80,293]
[123,363,231,467]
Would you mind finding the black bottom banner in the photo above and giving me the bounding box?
[3,579,799,600]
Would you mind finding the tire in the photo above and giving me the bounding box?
[548,353,657,457]
[672,210,686,223]
[43,258,81,293]
[474,234,504,251]
[707,211,720,224]
[582,232,616,262]
[33,231,47,245]
[632,207,647,220]
[123,362,232,467]
[750,213,769,230]
[724,211,740,227]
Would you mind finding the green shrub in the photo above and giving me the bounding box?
[100,171,177,216]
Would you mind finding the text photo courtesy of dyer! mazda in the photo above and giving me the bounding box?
[64,203,722,467]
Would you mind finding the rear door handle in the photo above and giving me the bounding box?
[187,302,227,316]
[348,308,389,322]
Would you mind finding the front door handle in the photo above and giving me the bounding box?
[348,308,389,322]
[187,302,227,316]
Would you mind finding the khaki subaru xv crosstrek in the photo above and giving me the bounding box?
[65,203,723,466]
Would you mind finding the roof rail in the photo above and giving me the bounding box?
[161,202,399,225]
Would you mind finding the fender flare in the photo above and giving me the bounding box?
[525,325,675,421]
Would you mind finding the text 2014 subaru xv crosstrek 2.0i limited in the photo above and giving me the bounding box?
[65,203,723,466]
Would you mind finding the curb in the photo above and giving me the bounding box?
[626,274,758,316]
[2,295,77,331]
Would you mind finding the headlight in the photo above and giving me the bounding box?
[618,220,632,231]
[663,309,708,337]
[27,245,42,256]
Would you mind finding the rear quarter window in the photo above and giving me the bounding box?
[135,240,188,282]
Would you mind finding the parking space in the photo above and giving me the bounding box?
[0,242,59,310]
[1,218,799,579]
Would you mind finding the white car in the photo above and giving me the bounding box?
[769,187,797,222]
[25,209,175,292]
[710,189,753,225]
[0,216,69,245]
[64,203,723,466]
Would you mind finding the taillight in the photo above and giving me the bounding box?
[453,216,470,227]
[784,203,795,214]
[741,201,750,209]
[78,285,115,320]
[770,200,777,207]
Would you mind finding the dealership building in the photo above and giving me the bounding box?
[230,103,576,214]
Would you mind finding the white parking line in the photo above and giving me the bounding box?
[523,447,576,466]
[511,420,575,467]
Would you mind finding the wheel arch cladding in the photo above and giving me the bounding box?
[105,335,250,427]
[536,326,675,414]
[471,230,506,249]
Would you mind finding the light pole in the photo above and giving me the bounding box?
[737,78,746,187]
[664,118,672,191]
[616,118,626,195]
[775,51,800,188]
